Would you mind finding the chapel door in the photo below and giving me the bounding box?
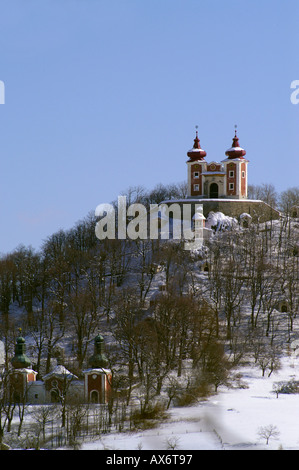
[210,183,218,198]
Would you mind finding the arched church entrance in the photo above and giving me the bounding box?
[91,390,99,403]
[50,390,59,403]
[210,183,218,198]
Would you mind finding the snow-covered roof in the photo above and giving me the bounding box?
[225,146,244,152]
[82,368,111,374]
[187,148,204,153]
[192,212,206,220]
[11,368,37,374]
[221,157,249,163]
[43,365,78,381]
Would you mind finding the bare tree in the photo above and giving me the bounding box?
[248,183,278,208]
[30,405,57,445]
[67,288,101,369]
[257,424,280,445]
[0,369,11,444]
[279,186,299,215]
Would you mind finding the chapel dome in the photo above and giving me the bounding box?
[88,334,109,369]
[225,129,246,159]
[187,130,207,161]
[11,336,31,369]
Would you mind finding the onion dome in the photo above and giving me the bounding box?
[225,129,246,159]
[187,130,207,161]
[88,334,109,369]
[11,336,31,369]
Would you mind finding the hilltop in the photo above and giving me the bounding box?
[0,183,299,450]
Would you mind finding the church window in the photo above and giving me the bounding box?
[242,171,245,178]
[229,170,234,178]
[194,184,199,191]
[229,183,234,190]
[194,172,199,178]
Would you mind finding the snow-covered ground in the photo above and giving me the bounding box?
[80,353,299,451]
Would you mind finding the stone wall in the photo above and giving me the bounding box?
[162,198,281,223]
[198,199,281,223]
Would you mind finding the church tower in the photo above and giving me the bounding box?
[186,128,207,197]
[221,128,249,199]
[10,335,37,402]
[83,334,112,404]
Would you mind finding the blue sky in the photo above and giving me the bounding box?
[0,0,298,254]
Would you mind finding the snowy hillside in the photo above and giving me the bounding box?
[78,353,299,451]
[1,209,299,451]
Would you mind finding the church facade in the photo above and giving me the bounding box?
[7,334,112,405]
[182,128,280,223]
[187,128,248,200]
